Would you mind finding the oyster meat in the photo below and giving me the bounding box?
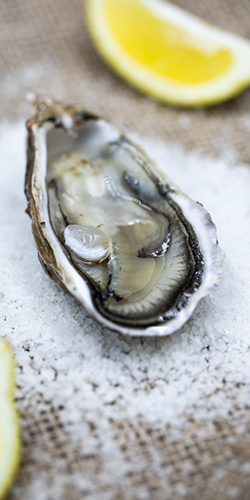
[25,98,223,336]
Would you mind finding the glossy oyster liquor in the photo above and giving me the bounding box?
[25,98,223,336]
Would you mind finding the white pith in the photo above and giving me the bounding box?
[0,340,20,498]
[86,0,250,106]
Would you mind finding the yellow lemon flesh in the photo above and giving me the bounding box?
[85,0,250,106]
[0,339,20,499]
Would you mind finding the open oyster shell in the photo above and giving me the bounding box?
[25,98,223,336]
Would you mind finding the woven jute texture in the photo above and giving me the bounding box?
[1,1,250,499]
[1,0,250,162]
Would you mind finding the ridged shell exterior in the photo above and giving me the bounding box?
[25,99,224,336]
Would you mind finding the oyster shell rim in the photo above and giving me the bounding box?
[25,100,224,337]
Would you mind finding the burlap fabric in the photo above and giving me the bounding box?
[1,0,250,162]
[1,1,250,499]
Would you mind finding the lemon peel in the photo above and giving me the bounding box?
[85,0,250,107]
[0,339,21,499]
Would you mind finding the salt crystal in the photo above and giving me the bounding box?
[1,120,250,494]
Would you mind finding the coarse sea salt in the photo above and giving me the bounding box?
[1,120,250,454]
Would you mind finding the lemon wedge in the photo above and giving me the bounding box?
[85,0,250,106]
[0,339,20,499]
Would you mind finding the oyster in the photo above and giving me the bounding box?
[25,98,223,336]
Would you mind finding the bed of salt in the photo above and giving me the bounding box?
[1,121,250,498]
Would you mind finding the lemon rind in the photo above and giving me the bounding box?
[0,340,21,500]
[85,0,250,107]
